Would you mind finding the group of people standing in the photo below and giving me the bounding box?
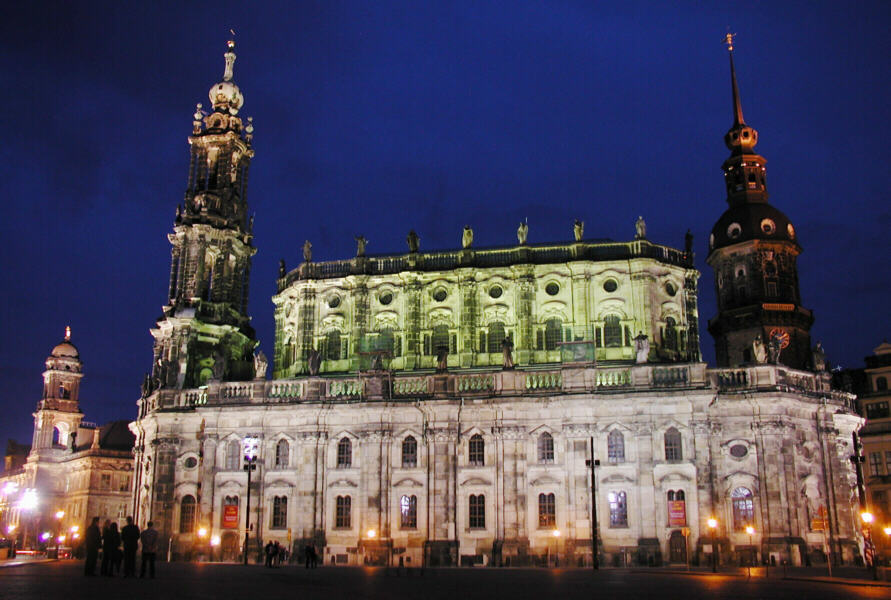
[83,517,158,578]
[263,540,290,567]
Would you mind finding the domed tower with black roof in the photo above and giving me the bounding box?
[707,35,813,370]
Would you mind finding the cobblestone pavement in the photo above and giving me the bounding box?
[1,561,888,600]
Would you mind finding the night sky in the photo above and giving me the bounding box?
[1,2,888,451]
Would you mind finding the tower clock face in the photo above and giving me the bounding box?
[769,328,790,349]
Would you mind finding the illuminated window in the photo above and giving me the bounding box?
[469,495,485,529]
[271,496,287,529]
[469,434,485,466]
[226,440,240,470]
[275,439,289,469]
[664,428,682,461]
[335,496,351,528]
[337,437,352,468]
[400,495,417,529]
[538,493,556,528]
[731,487,754,531]
[866,402,890,420]
[179,495,196,533]
[608,491,627,527]
[537,433,554,464]
[402,436,417,468]
[607,430,625,464]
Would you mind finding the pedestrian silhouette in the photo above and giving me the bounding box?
[83,517,101,576]
[139,521,159,578]
[120,516,140,577]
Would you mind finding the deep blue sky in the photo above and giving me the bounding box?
[1,2,888,451]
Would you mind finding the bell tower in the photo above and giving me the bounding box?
[31,327,84,453]
[706,36,813,370]
[149,39,259,391]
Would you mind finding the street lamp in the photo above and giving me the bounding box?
[53,511,65,558]
[366,529,377,539]
[861,511,878,580]
[242,437,259,566]
[585,438,600,570]
[707,518,718,573]
[210,534,220,562]
[745,526,755,578]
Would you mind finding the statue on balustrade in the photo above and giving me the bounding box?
[502,336,514,370]
[752,335,768,364]
[634,332,650,364]
[253,351,268,379]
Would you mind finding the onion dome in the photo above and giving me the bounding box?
[208,40,244,115]
[709,203,798,253]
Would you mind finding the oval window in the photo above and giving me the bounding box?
[787,223,796,239]
[379,292,393,306]
[489,286,502,299]
[727,223,742,239]
[328,296,341,309]
[709,233,715,249]
[665,282,677,297]
[603,279,618,293]
[184,456,198,468]
[729,445,748,459]
[760,219,776,235]
[545,282,559,296]
[433,288,447,302]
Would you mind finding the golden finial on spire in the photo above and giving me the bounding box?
[724,31,735,52]
[65,326,71,341]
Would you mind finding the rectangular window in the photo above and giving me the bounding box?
[271,496,287,529]
[100,473,112,490]
[469,495,485,529]
[400,495,417,529]
[538,493,556,528]
[865,402,890,420]
[609,491,628,527]
[869,452,883,476]
[335,496,351,529]
[886,451,891,476]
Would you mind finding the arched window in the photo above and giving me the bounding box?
[487,322,505,354]
[607,430,625,464]
[402,436,417,468]
[337,437,352,468]
[271,496,287,529]
[179,495,196,533]
[731,487,754,531]
[400,495,417,529]
[608,491,627,527]
[544,318,563,351]
[325,330,342,361]
[537,433,554,463]
[226,440,241,470]
[469,434,485,466]
[663,317,678,351]
[275,439,289,469]
[604,315,622,347]
[538,493,556,528]
[431,324,449,356]
[335,495,351,528]
[469,494,486,529]
[664,427,682,461]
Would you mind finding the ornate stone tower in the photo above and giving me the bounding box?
[150,40,258,390]
[707,37,813,369]
[31,327,84,454]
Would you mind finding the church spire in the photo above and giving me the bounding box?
[722,34,758,157]
[725,33,745,127]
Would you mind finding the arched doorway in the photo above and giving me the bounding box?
[221,531,239,562]
[669,530,687,564]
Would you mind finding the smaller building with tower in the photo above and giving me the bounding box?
[0,329,134,552]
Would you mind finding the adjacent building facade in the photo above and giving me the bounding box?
[129,40,864,568]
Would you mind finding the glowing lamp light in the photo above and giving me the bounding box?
[19,489,39,511]
[366,529,376,539]
[210,535,221,547]
[70,525,79,533]
[72,533,80,540]
[707,518,718,529]
[197,527,208,538]
[7,525,16,534]
[40,532,51,542]
[745,526,755,535]
[552,529,561,538]
[884,527,891,537]
[55,510,65,520]
[2,481,18,495]
[57,535,66,543]
[861,512,874,524]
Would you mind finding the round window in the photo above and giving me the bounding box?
[665,282,677,297]
[489,286,503,299]
[184,456,198,468]
[727,223,742,239]
[760,218,776,235]
[433,288,447,302]
[379,292,393,305]
[787,223,796,239]
[729,445,748,459]
[709,233,715,249]
[328,296,341,309]
[545,282,560,296]
[603,279,618,293]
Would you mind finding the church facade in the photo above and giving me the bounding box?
[129,39,864,568]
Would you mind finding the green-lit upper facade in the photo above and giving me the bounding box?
[272,236,700,378]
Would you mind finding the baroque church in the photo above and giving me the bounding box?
[129,38,864,568]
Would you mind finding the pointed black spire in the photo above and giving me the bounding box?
[726,33,745,127]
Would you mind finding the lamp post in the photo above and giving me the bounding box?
[53,510,65,558]
[861,511,878,580]
[745,526,754,578]
[707,518,718,573]
[552,529,561,568]
[242,437,259,566]
[585,437,600,570]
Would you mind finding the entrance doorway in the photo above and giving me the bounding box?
[669,530,687,564]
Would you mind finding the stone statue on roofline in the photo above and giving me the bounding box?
[752,334,768,364]
[302,240,312,263]
[462,225,474,249]
[812,342,827,372]
[517,221,528,245]
[278,259,286,278]
[355,235,367,257]
[573,219,584,242]
[635,216,647,240]
[406,230,420,253]
[253,351,268,379]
